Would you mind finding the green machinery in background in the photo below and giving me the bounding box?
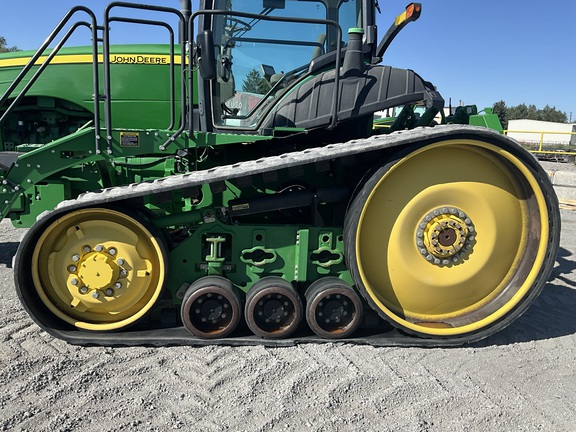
[0,1,559,346]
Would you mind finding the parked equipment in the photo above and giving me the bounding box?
[0,1,559,346]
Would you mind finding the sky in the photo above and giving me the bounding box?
[1,0,574,121]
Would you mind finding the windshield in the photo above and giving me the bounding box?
[209,0,362,129]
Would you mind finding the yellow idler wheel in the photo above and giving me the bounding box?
[29,208,166,331]
[344,138,559,341]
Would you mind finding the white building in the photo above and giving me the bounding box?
[507,120,576,147]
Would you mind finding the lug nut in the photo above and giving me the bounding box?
[95,245,104,252]
[72,254,80,262]
[114,282,122,289]
[109,248,117,256]
[92,292,100,299]
[79,286,88,294]
[83,246,91,253]
[117,259,125,266]
[68,265,77,273]
[105,288,114,296]
[70,278,79,286]
[120,270,128,277]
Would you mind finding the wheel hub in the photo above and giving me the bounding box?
[317,296,348,324]
[196,295,228,323]
[258,294,291,324]
[77,252,118,290]
[416,207,475,266]
[68,245,127,298]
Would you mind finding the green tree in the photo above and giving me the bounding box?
[494,101,568,126]
[0,36,19,53]
[492,100,508,129]
[539,105,568,123]
[241,69,269,94]
[508,103,539,121]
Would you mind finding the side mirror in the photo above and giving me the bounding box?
[372,3,422,63]
[196,30,216,80]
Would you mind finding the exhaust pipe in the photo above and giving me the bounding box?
[180,0,192,20]
[179,0,192,42]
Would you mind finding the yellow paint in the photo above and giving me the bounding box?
[394,11,408,26]
[0,53,182,68]
[77,252,117,290]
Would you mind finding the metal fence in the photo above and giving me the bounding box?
[504,129,576,161]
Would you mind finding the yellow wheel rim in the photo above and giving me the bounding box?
[354,140,549,336]
[31,208,166,331]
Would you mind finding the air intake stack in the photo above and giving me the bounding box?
[342,28,366,77]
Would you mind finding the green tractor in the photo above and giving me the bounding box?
[0,1,559,346]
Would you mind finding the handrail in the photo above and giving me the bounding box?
[0,6,101,151]
[103,2,187,154]
[505,129,576,156]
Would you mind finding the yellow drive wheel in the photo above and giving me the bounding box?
[344,138,559,341]
[26,208,166,331]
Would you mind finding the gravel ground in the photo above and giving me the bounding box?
[541,160,576,175]
[1,172,576,431]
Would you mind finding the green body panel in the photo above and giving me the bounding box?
[469,108,504,133]
[0,44,195,143]
[166,224,349,295]
[0,127,271,225]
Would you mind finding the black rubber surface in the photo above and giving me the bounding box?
[42,325,482,348]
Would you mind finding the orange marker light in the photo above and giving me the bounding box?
[406,4,415,19]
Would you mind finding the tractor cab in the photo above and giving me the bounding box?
[196,0,367,131]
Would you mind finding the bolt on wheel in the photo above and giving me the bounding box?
[245,277,303,339]
[344,138,559,341]
[305,277,363,339]
[19,208,166,331]
[180,276,242,339]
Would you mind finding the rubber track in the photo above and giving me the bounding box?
[17,125,552,347]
